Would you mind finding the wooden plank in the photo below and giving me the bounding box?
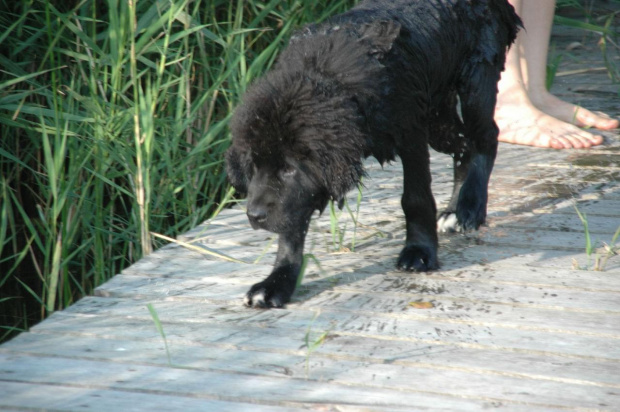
[118,249,620,292]
[489,212,620,235]
[600,189,620,200]
[0,381,301,412]
[0,354,549,411]
[6,318,620,388]
[144,224,618,286]
[4,321,618,409]
[173,213,616,268]
[322,275,620,313]
[556,199,620,216]
[122,254,273,279]
[475,226,601,252]
[148,242,277,265]
[177,224,277,246]
[299,289,620,336]
[437,246,620,273]
[36,298,620,361]
[97,268,620,314]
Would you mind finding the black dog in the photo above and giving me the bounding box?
[226,0,521,308]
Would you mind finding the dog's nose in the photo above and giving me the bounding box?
[247,208,267,223]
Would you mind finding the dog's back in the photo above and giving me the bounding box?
[280,0,521,160]
[339,0,520,95]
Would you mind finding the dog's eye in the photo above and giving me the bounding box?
[278,167,297,179]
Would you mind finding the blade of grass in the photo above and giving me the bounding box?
[575,205,593,256]
[146,303,172,365]
[150,231,247,264]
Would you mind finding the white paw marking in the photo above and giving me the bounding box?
[243,294,252,307]
[437,213,462,233]
[251,292,266,307]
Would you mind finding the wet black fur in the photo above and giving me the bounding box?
[226,0,521,308]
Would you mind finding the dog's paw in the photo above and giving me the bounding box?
[243,280,292,309]
[397,244,439,272]
[437,212,462,233]
[456,203,486,231]
[456,174,488,231]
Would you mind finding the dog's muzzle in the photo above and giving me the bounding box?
[247,208,268,230]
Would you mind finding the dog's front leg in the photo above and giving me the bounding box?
[244,226,308,308]
[396,146,439,272]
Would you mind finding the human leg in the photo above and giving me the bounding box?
[520,0,618,131]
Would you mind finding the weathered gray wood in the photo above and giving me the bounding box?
[0,381,302,412]
[95,272,620,322]
[3,315,620,408]
[118,255,620,293]
[0,354,552,411]
[6,331,620,389]
[490,211,620,234]
[27,297,620,361]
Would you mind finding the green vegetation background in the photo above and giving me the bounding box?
[0,0,617,343]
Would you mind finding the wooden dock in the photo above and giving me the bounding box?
[1,27,620,412]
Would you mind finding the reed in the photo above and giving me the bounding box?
[554,0,620,81]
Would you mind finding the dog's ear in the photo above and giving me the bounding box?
[359,20,401,58]
[225,144,250,195]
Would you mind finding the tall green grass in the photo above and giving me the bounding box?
[0,0,357,342]
[555,0,620,82]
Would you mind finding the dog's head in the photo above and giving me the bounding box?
[226,20,400,234]
[226,71,365,233]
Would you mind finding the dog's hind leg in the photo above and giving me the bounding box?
[427,92,471,233]
[437,151,470,232]
[454,66,502,231]
[396,140,439,272]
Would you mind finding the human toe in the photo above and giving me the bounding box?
[575,108,619,130]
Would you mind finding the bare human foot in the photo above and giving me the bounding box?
[497,0,619,150]
[497,80,618,149]
[496,83,613,149]
[496,97,607,149]
[528,89,619,131]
